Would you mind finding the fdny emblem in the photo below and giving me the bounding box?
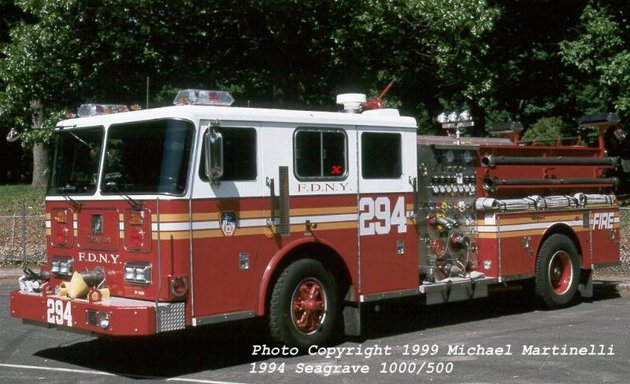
[220,212,237,236]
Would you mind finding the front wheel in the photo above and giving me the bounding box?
[269,259,339,348]
[535,234,580,309]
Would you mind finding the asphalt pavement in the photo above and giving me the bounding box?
[1,274,629,384]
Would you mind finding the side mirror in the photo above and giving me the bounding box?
[204,128,223,184]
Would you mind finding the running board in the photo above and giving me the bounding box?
[420,277,498,305]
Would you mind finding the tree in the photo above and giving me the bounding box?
[559,1,630,119]
[521,116,570,144]
[480,0,588,128]
[0,0,161,187]
[0,0,28,184]
[1,0,499,143]
[327,0,498,131]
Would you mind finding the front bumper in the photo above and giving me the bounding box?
[10,289,186,336]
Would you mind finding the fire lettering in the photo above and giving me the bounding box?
[591,212,614,230]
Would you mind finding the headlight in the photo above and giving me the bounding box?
[123,262,152,285]
[98,312,110,330]
[51,257,73,278]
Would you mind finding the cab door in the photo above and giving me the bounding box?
[357,129,419,296]
[191,120,264,320]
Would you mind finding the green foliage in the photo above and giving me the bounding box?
[0,0,500,130]
[0,184,45,214]
[521,117,570,144]
[480,1,588,129]
[19,127,54,149]
[559,2,630,117]
[0,0,627,157]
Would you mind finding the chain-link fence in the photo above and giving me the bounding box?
[0,201,46,265]
[607,206,630,273]
[1,203,630,270]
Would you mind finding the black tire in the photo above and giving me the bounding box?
[535,234,580,309]
[269,259,339,348]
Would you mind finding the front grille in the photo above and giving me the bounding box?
[86,309,98,326]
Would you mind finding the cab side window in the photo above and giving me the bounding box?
[200,127,257,181]
[361,132,401,179]
[294,129,347,179]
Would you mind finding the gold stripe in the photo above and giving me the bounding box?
[188,220,359,239]
[152,213,191,222]
[152,231,193,240]
[191,210,266,221]
[191,206,358,221]
[290,206,356,216]
[479,214,583,226]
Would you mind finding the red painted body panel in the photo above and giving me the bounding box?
[358,193,419,295]
[190,194,362,318]
[10,291,157,336]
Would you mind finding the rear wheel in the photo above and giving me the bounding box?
[269,259,339,348]
[535,234,580,308]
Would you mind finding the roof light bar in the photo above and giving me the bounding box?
[77,104,130,118]
[173,89,235,106]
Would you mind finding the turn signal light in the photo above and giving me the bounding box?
[125,208,150,252]
[51,208,72,247]
[129,209,145,226]
[54,210,68,223]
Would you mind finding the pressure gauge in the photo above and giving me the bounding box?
[445,150,455,163]
[463,150,474,164]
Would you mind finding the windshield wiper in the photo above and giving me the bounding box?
[104,176,144,209]
[57,187,83,211]
[122,194,144,209]
[67,130,93,149]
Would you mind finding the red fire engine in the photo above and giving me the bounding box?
[10,90,621,348]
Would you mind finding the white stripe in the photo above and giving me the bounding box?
[0,363,115,376]
[166,378,249,384]
[238,218,269,228]
[191,221,220,230]
[153,213,359,233]
[291,214,358,224]
[477,220,583,233]
[152,222,195,231]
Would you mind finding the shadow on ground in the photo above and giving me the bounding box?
[34,281,622,379]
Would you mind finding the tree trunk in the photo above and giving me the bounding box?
[30,100,48,189]
[31,143,49,188]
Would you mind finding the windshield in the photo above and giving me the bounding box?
[48,127,104,195]
[101,119,194,195]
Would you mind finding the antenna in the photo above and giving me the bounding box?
[364,79,395,110]
[146,76,150,109]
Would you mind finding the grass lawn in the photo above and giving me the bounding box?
[0,185,45,215]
